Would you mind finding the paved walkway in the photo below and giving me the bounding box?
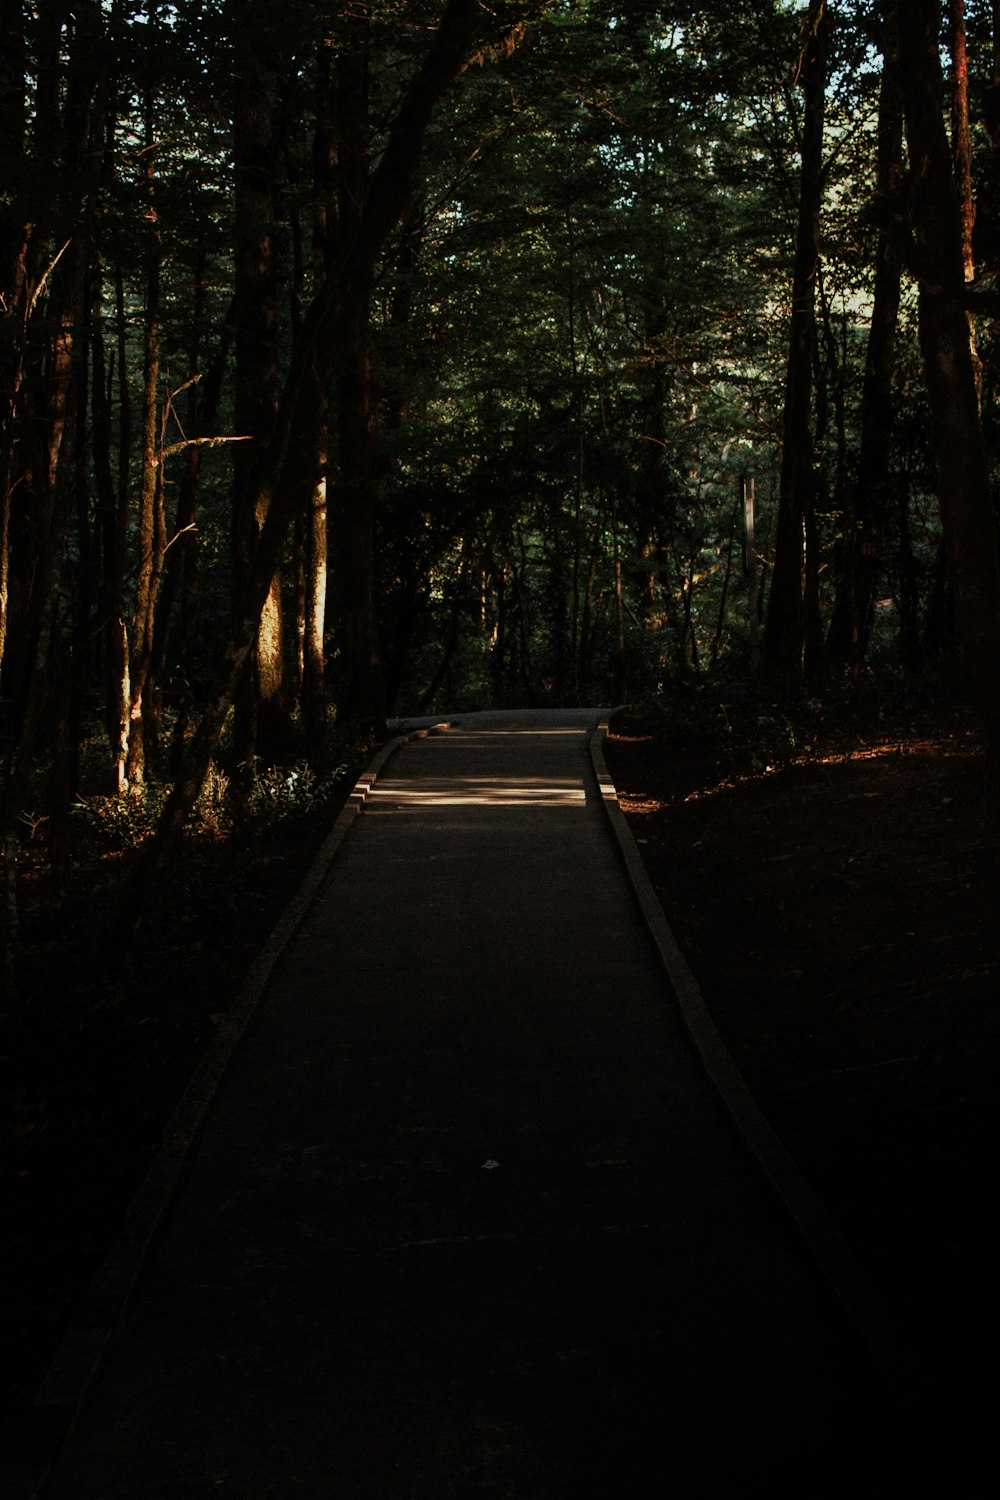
[41,713,926,1497]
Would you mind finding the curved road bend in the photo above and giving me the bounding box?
[44,711,926,1497]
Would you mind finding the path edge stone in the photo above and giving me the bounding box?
[589,721,921,1405]
[3,724,451,1500]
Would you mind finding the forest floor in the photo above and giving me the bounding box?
[3,693,998,1456]
[603,688,999,1447]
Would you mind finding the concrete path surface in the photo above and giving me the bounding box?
[40,712,927,1497]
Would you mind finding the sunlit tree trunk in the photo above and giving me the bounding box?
[949,0,976,288]
[108,264,131,792]
[232,34,283,776]
[302,443,328,761]
[124,105,162,789]
[296,43,336,765]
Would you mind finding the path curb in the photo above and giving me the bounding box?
[589,722,918,1402]
[2,724,450,1500]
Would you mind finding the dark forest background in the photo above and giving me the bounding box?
[3,0,1000,965]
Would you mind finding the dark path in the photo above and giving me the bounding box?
[42,714,925,1497]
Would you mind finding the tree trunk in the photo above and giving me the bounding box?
[827,28,903,667]
[302,435,329,763]
[898,0,1000,755]
[327,12,383,735]
[0,0,27,685]
[108,262,131,792]
[331,290,385,734]
[763,0,828,686]
[950,0,976,286]
[91,267,121,766]
[299,46,335,766]
[124,114,162,788]
[232,37,283,777]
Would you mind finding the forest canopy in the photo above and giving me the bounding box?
[2,0,1000,914]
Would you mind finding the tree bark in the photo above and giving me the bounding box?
[109,263,131,792]
[299,44,336,766]
[898,0,1000,755]
[764,0,828,687]
[124,110,162,788]
[0,0,27,685]
[949,0,976,286]
[827,21,903,666]
[302,437,329,762]
[232,30,285,775]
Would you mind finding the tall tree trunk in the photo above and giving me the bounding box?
[328,10,383,735]
[949,0,982,404]
[124,111,162,789]
[91,266,121,767]
[827,23,904,667]
[898,0,1000,755]
[108,263,131,792]
[0,0,27,685]
[300,45,335,766]
[950,0,976,287]
[566,208,586,696]
[985,1,1000,161]
[332,289,385,733]
[764,0,828,686]
[232,36,283,777]
[302,436,329,762]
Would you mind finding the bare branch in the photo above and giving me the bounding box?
[163,522,197,554]
[160,435,252,460]
[27,240,72,320]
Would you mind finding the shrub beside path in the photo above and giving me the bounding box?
[33,712,938,1496]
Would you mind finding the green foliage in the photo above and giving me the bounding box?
[68,756,350,856]
[240,760,350,832]
[71,789,170,852]
[2,0,982,826]
[621,674,807,768]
